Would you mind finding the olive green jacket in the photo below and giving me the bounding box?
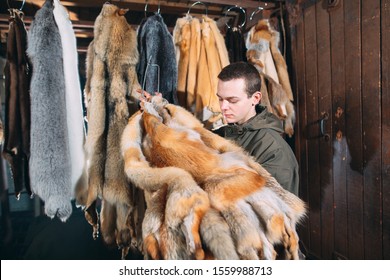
[214,105,299,195]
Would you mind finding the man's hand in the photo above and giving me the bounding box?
[136,89,162,111]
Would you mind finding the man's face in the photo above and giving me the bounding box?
[217,78,260,124]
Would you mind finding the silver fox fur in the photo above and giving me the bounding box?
[27,0,72,221]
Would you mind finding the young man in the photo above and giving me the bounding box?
[214,62,299,196]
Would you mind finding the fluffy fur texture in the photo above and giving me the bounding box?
[175,19,191,107]
[173,15,228,129]
[121,96,307,260]
[3,9,31,198]
[27,0,72,221]
[246,19,296,137]
[187,17,201,111]
[83,3,141,259]
[122,111,209,259]
[53,0,87,198]
[136,13,178,105]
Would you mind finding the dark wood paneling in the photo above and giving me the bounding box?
[381,0,390,260]
[303,4,321,258]
[344,0,364,260]
[361,0,382,260]
[293,7,310,251]
[329,0,348,259]
[315,1,333,260]
[291,0,388,259]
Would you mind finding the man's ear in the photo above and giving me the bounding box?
[252,91,262,105]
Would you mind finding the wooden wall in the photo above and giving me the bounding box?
[287,0,390,259]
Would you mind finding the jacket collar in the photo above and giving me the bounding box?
[225,105,284,136]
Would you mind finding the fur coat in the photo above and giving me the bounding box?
[83,3,141,259]
[136,13,178,105]
[27,0,72,221]
[53,0,87,198]
[3,9,31,198]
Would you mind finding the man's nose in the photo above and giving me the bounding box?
[220,100,229,110]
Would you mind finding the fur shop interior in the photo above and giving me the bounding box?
[0,0,389,261]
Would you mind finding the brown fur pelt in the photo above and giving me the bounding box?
[82,2,141,259]
[121,96,307,260]
[246,19,296,137]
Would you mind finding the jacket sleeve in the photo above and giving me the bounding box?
[255,146,299,196]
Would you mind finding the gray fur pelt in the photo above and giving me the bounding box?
[136,14,178,104]
[27,0,72,221]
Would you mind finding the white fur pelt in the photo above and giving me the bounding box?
[53,0,87,196]
[27,0,72,221]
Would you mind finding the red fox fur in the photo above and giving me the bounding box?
[246,19,296,137]
[121,96,306,259]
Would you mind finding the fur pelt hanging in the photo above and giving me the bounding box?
[83,2,141,259]
[3,9,31,198]
[174,17,191,107]
[196,16,230,129]
[121,96,307,260]
[225,27,247,63]
[187,17,201,111]
[136,13,178,105]
[173,16,201,111]
[246,19,295,137]
[27,0,72,221]
[53,0,87,201]
[172,15,229,129]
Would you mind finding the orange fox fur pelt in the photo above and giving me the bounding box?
[121,96,306,260]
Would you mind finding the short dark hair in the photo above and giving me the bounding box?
[218,62,261,97]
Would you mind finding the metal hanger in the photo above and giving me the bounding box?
[224,5,246,29]
[186,1,208,17]
[7,0,26,10]
[141,56,161,97]
[144,0,161,17]
[249,6,264,21]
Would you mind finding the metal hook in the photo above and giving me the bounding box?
[7,0,25,14]
[224,5,246,29]
[187,1,208,16]
[7,0,25,10]
[142,56,161,96]
[20,0,25,10]
[249,6,264,21]
[144,0,161,16]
